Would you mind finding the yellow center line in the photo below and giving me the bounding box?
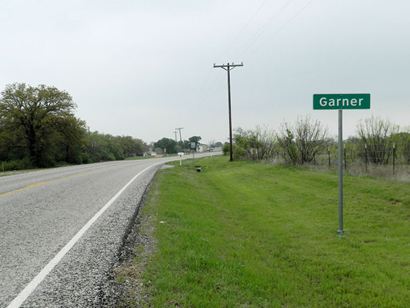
[0,181,50,197]
[0,170,95,198]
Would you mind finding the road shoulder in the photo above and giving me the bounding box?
[107,170,161,307]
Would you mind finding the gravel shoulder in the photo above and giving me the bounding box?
[105,170,161,307]
[19,166,159,307]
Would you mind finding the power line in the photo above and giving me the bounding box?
[225,0,270,52]
[197,0,314,145]
[236,0,296,55]
[195,0,272,111]
[233,0,296,56]
[197,0,305,110]
[240,0,314,57]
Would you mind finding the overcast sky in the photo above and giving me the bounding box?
[1,0,409,143]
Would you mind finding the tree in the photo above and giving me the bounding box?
[81,132,146,162]
[357,116,399,164]
[0,83,150,170]
[188,136,202,151]
[182,140,191,151]
[278,116,327,165]
[234,127,276,160]
[154,137,177,154]
[53,115,87,164]
[0,115,27,161]
[277,128,298,164]
[0,83,78,166]
[392,132,410,164]
[118,136,146,157]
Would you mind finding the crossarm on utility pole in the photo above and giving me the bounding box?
[213,63,244,70]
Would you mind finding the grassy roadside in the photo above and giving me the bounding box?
[117,157,410,307]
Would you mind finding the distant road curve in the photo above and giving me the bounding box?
[0,152,219,307]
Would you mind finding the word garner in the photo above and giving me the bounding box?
[320,97,364,107]
[313,94,370,110]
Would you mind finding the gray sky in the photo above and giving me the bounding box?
[1,0,409,144]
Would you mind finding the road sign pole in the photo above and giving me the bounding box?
[338,109,344,236]
[314,93,370,236]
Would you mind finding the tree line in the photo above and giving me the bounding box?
[152,136,210,154]
[226,116,410,166]
[3,83,406,172]
[0,83,147,171]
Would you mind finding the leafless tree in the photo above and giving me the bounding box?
[278,116,327,165]
[253,126,276,160]
[357,116,399,164]
[234,126,276,160]
[277,127,298,164]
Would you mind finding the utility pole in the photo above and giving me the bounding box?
[214,62,243,162]
[175,127,184,142]
[173,130,178,142]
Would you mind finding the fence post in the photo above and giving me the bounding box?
[392,143,396,176]
[328,148,331,168]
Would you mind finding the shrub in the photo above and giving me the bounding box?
[233,127,276,160]
[0,158,32,172]
[357,117,399,165]
[277,116,327,165]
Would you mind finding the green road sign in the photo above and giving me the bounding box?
[313,94,370,110]
[313,92,371,235]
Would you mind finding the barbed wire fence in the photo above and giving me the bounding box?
[308,144,410,179]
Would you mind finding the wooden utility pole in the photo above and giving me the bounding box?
[175,127,184,142]
[213,62,243,161]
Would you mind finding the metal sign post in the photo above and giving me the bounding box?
[314,93,370,236]
[178,152,184,166]
[338,109,344,235]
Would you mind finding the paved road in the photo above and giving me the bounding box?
[0,154,217,307]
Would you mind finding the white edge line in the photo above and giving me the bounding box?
[7,162,163,308]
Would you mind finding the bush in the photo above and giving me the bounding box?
[0,158,32,172]
[233,127,276,160]
[223,143,230,156]
[277,116,327,165]
[357,116,399,165]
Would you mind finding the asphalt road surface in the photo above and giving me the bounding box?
[0,154,217,307]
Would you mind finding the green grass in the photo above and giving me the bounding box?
[126,157,410,307]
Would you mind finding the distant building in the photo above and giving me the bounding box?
[197,144,209,152]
